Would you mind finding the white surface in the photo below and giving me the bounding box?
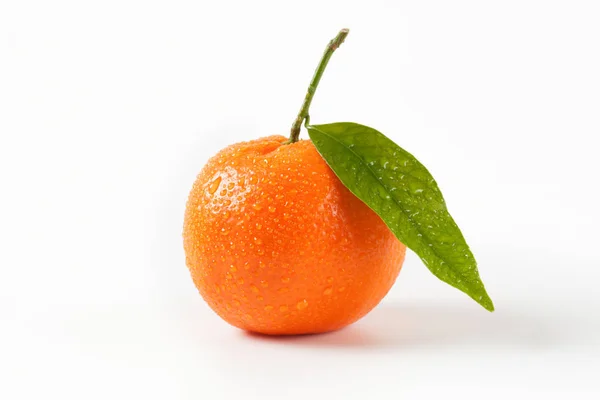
[1,0,600,398]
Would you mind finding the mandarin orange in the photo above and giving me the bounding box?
[183,135,406,335]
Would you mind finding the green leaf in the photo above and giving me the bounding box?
[307,122,494,311]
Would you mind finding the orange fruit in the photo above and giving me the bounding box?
[183,135,406,335]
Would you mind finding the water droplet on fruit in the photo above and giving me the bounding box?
[208,176,221,195]
[264,305,274,311]
[260,280,268,288]
[277,287,289,294]
[254,237,262,245]
[230,265,237,272]
[323,287,333,296]
[268,206,276,213]
[326,276,334,284]
[281,277,290,283]
[252,203,262,211]
[250,285,259,294]
[338,287,346,292]
[296,299,309,310]
[279,305,288,312]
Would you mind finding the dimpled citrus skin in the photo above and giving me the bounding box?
[183,135,406,335]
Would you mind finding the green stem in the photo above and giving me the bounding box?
[287,28,349,144]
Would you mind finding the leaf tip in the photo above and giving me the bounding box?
[479,291,495,312]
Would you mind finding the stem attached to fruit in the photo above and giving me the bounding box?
[287,28,349,144]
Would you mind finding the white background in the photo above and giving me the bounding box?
[1,0,599,398]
